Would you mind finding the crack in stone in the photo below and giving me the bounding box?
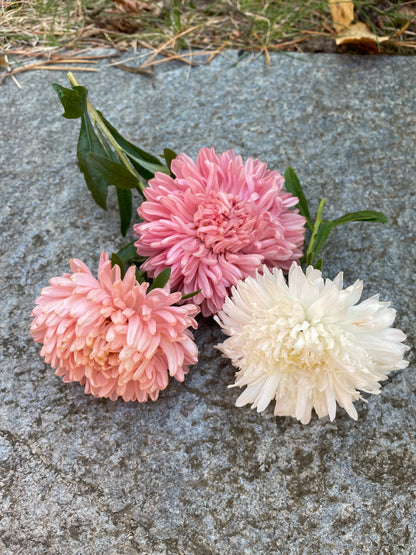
[180,382,236,411]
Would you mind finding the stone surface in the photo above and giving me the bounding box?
[0,52,415,554]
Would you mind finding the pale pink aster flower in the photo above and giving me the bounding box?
[134,147,306,317]
[31,253,199,402]
[215,263,409,424]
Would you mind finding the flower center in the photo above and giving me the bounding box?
[240,304,357,385]
[194,192,257,254]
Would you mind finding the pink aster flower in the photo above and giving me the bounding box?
[30,253,199,402]
[134,147,306,317]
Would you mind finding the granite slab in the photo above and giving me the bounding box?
[0,51,415,554]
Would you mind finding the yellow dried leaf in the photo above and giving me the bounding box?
[0,54,10,70]
[329,0,355,33]
[335,22,389,47]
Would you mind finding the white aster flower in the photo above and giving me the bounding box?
[215,263,409,424]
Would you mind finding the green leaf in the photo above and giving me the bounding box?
[135,268,147,283]
[97,111,168,180]
[148,267,171,292]
[110,253,125,278]
[306,210,388,267]
[304,198,326,266]
[97,112,162,165]
[126,152,170,180]
[106,144,143,234]
[311,220,334,261]
[116,187,132,236]
[331,210,388,226]
[284,167,314,230]
[117,242,139,263]
[181,289,201,300]
[52,83,87,119]
[115,242,148,278]
[163,148,177,175]
[77,113,109,209]
[314,258,323,271]
[86,152,141,190]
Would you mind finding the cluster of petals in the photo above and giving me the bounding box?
[134,147,306,316]
[30,253,199,402]
[215,263,409,424]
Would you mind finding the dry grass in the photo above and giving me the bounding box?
[1,0,415,60]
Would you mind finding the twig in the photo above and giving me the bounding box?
[299,30,332,37]
[140,49,225,68]
[6,47,59,57]
[140,25,201,68]
[11,74,22,89]
[61,53,118,60]
[140,54,194,68]
[105,50,152,67]
[206,42,229,63]
[46,58,98,64]
[0,54,101,85]
[113,63,155,88]
[389,40,416,48]
[244,38,309,51]
[20,65,98,71]
[1,63,97,84]
[322,22,334,34]
[268,38,309,49]
[113,63,153,75]
[390,20,412,40]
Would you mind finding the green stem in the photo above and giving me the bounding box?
[67,72,145,192]
[305,198,325,266]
